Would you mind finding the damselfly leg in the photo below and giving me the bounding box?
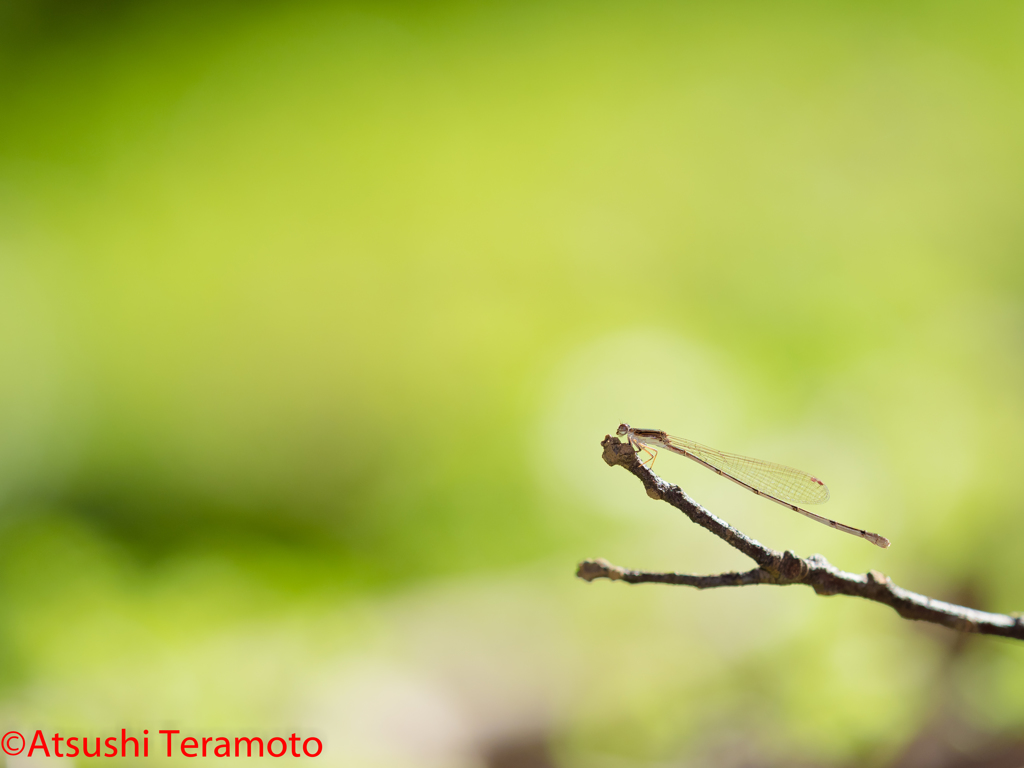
[630,438,658,469]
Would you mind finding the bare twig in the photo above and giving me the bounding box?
[577,435,1024,641]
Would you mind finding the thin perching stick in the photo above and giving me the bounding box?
[576,435,1023,641]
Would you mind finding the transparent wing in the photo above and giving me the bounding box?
[665,435,830,505]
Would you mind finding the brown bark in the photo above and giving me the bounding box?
[577,435,1023,641]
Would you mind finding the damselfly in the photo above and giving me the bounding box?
[617,424,890,548]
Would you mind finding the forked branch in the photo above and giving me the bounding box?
[576,435,1024,641]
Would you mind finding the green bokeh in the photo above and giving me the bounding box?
[1,1,1022,765]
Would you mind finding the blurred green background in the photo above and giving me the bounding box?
[1,1,1023,765]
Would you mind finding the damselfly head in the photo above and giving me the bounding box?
[616,423,630,436]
